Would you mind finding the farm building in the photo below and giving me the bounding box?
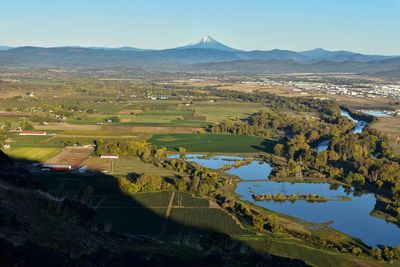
[42,164,72,172]
[19,131,47,136]
[100,155,119,159]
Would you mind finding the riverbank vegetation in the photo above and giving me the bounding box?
[252,193,328,202]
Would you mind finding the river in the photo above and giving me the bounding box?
[316,109,368,152]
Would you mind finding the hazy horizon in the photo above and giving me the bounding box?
[1,0,400,55]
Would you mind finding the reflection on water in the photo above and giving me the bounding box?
[171,154,400,247]
[236,181,400,247]
[340,109,367,134]
[359,110,391,117]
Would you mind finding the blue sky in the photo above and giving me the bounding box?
[1,0,399,54]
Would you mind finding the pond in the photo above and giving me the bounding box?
[358,110,392,117]
[171,153,400,247]
[236,181,400,247]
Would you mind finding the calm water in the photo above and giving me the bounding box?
[173,154,400,247]
[359,110,391,117]
[236,181,400,247]
[226,160,272,180]
[316,139,330,153]
[169,154,244,169]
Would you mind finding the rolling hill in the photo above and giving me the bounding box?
[0,36,399,74]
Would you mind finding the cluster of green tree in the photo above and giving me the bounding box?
[31,104,75,117]
[210,104,399,221]
[117,174,174,194]
[210,109,355,141]
[208,89,340,116]
[215,194,281,233]
[30,115,61,124]
[219,159,252,171]
[19,120,35,130]
[94,140,165,163]
[252,193,328,202]
[104,116,120,123]
[0,128,6,146]
[370,246,400,261]
[273,125,400,220]
[288,228,400,261]
[95,140,224,195]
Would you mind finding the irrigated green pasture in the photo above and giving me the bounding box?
[112,156,175,177]
[148,133,276,153]
[5,147,62,162]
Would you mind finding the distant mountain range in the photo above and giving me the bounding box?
[0,36,399,75]
[176,35,238,52]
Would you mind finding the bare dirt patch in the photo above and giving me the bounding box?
[45,147,93,167]
[101,125,205,134]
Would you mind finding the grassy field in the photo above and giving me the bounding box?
[148,133,277,153]
[82,156,112,173]
[371,117,400,155]
[238,236,386,267]
[95,191,250,236]
[45,147,92,167]
[173,191,210,207]
[5,147,62,162]
[112,156,175,177]
[190,101,264,123]
[167,208,251,235]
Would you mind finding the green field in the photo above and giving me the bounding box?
[191,101,264,123]
[148,133,276,153]
[96,191,251,236]
[167,208,251,235]
[112,156,175,176]
[173,192,210,207]
[239,236,385,267]
[5,147,62,162]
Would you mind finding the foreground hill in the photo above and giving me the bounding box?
[0,150,307,267]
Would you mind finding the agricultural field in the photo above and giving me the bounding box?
[96,191,250,236]
[112,156,175,177]
[81,156,113,173]
[189,101,264,122]
[1,71,400,266]
[148,133,277,153]
[166,208,250,235]
[4,147,62,162]
[45,146,93,167]
[173,191,210,207]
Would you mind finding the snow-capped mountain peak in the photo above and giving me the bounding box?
[177,35,237,51]
[192,35,215,45]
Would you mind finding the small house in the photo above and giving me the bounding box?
[100,155,119,159]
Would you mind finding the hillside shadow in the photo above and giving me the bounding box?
[1,152,308,266]
[251,138,278,153]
